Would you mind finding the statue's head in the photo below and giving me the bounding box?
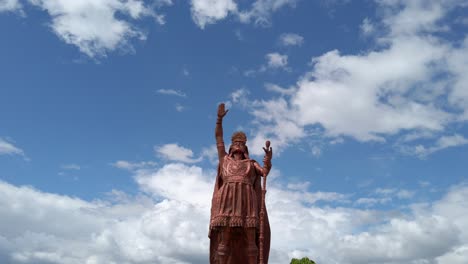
[228,131,249,159]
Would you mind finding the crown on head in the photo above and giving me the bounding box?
[231,131,247,143]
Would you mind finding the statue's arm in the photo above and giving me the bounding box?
[254,141,272,177]
[215,103,228,161]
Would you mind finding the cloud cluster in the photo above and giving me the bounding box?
[190,0,299,28]
[243,0,468,156]
[3,0,172,58]
[2,0,300,56]
[1,161,468,263]
[0,179,208,264]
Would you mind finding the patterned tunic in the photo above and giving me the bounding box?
[210,155,260,228]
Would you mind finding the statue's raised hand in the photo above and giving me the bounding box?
[263,140,272,161]
[217,103,229,119]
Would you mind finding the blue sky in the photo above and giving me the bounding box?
[1,0,468,263]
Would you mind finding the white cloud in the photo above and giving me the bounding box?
[447,36,468,120]
[155,143,202,163]
[279,33,304,46]
[189,0,299,28]
[403,134,468,157]
[355,187,415,207]
[156,89,186,97]
[265,83,296,95]
[380,0,450,37]
[286,181,310,192]
[245,53,289,76]
[228,88,250,109]
[248,97,306,156]
[22,0,172,58]
[360,17,374,36]
[265,52,288,68]
[190,0,237,29]
[0,0,21,12]
[0,179,208,264]
[135,163,214,206]
[397,189,415,199]
[267,181,468,264]
[200,145,218,165]
[238,0,299,26]
[355,197,391,207]
[292,39,450,141]
[111,160,157,171]
[0,138,25,157]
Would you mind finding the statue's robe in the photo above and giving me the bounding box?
[209,156,271,263]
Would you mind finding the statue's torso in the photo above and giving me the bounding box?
[221,156,255,185]
[210,155,259,228]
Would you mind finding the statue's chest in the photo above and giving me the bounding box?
[222,157,253,183]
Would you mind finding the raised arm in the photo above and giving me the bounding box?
[215,103,229,162]
[254,141,273,177]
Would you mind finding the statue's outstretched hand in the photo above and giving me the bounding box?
[217,103,229,119]
[263,140,272,162]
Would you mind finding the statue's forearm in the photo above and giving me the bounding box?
[215,117,226,161]
[263,158,272,176]
[254,159,271,177]
[215,117,224,143]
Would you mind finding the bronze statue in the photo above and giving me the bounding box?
[209,103,272,264]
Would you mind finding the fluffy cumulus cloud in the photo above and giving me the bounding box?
[0,178,208,264]
[243,0,468,156]
[1,163,468,263]
[155,143,203,163]
[190,0,237,29]
[11,0,172,58]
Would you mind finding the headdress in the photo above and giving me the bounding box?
[231,131,247,143]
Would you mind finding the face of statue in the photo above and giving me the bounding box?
[230,141,247,159]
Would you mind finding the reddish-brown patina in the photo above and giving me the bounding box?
[209,103,272,264]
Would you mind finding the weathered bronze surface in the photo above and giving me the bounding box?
[209,103,272,264]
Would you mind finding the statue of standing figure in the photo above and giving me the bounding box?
[209,103,272,264]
